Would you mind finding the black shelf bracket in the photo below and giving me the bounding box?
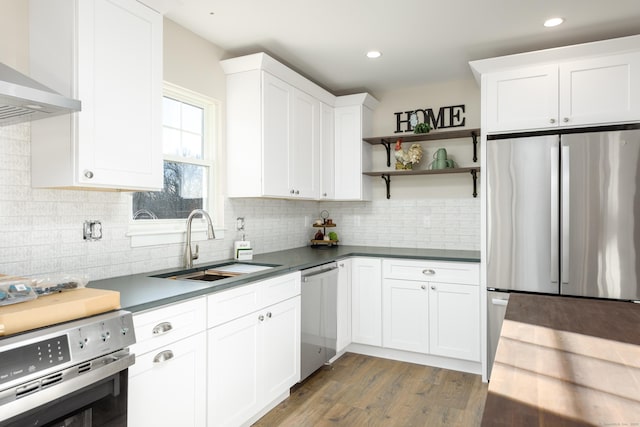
[380,139,392,167]
[470,168,478,198]
[381,174,391,199]
[471,131,478,162]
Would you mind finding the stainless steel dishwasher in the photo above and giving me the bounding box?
[300,261,338,382]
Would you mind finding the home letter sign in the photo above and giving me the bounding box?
[394,104,466,133]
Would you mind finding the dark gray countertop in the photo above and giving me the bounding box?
[89,245,480,313]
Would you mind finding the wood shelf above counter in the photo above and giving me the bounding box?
[363,128,480,166]
[363,128,481,198]
[364,167,480,199]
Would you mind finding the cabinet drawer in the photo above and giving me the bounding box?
[258,271,301,308]
[382,259,479,285]
[207,272,301,328]
[131,297,206,356]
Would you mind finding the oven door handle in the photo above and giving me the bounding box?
[0,350,135,423]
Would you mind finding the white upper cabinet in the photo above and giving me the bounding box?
[262,72,293,198]
[559,53,640,127]
[333,94,378,201]
[320,102,335,200]
[223,53,377,201]
[484,65,559,132]
[223,54,328,200]
[291,88,321,198]
[472,35,640,133]
[29,0,163,191]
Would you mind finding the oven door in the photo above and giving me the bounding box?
[0,351,133,427]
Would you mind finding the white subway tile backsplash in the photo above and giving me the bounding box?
[0,123,480,280]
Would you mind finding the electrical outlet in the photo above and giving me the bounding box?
[83,220,102,241]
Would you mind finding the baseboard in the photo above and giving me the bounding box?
[242,390,290,427]
[345,343,482,375]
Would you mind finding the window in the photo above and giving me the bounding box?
[128,83,221,247]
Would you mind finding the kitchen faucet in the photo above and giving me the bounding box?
[184,209,216,268]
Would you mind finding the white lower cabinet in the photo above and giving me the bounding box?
[336,259,352,353]
[428,281,480,361]
[382,278,429,353]
[128,297,207,427]
[129,332,207,427]
[351,257,382,346]
[381,259,481,362]
[207,272,301,427]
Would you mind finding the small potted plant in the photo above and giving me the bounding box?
[413,122,431,134]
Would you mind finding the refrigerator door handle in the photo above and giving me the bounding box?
[550,144,560,285]
[561,145,570,286]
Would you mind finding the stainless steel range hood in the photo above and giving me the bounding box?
[0,62,81,126]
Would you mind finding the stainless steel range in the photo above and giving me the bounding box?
[0,310,136,427]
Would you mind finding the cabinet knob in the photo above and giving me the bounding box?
[152,321,173,336]
[563,117,569,123]
[84,170,94,179]
[323,193,327,197]
[266,312,272,319]
[421,285,426,290]
[295,190,300,195]
[422,269,435,275]
[153,350,174,364]
[339,263,344,267]
[431,285,436,290]
[549,118,556,124]
[258,314,265,322]
[290,189,295,194]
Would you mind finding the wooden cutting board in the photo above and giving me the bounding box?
[0,288,121,336]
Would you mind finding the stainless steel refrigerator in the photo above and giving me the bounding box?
[486,124,640,378]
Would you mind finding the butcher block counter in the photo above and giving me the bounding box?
[482,293,640,427]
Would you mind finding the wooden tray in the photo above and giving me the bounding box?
[0,288,121,336]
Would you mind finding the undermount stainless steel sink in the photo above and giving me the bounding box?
[152,262,276,282]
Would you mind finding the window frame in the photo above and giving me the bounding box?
[127,82,224,248]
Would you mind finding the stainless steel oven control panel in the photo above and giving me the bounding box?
[0,310,135,392]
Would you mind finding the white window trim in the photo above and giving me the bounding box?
[127,82,224,248]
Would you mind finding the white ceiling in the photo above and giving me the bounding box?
[163,0,640,97]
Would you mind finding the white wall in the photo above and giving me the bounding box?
[0,4,479,281]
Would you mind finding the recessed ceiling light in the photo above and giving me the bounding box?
[366,51,382,59]
[544,17,564,27]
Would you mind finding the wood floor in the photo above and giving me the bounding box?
[253,353,488,427]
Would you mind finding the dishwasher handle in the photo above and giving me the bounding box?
[491,298,509,306]
[302,266,338,282]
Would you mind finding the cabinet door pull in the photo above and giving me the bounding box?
[84,170,94,179]
[295,190,300,195]
[266,312,272,319]
[549,118,556,124]
[422,269,436,275]
[153,350,174,364]
[258,314,265,322]
[563,117,569,123]
[152,321,173,336]
[290,189,295,194]
[431,285,437,290]
[421,285,426,290]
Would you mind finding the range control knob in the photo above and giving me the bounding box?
[101,332,111,342]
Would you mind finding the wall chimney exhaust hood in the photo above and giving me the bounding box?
[0,62,81,127]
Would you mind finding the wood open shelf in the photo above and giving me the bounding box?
[364,128,480,166]
[362,128,481,199]
[364,167,480,199]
